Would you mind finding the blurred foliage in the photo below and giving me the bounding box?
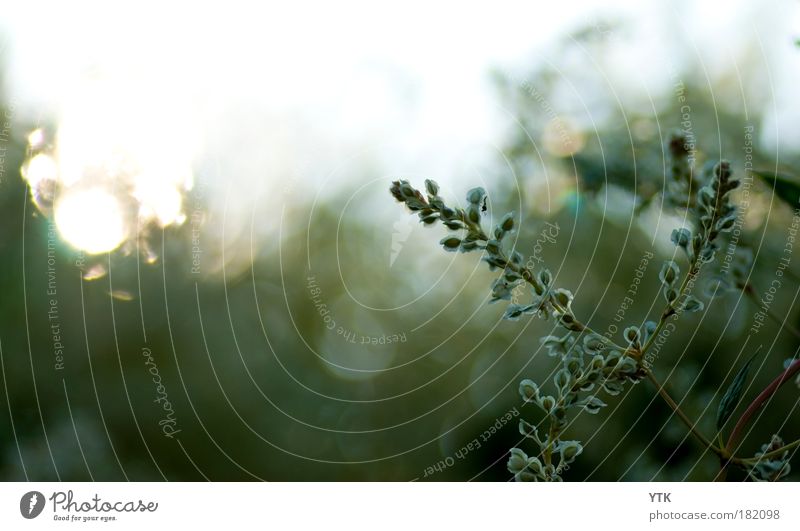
[490,25,800,480]
[1,22,799,482]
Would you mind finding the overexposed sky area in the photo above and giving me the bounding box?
[2,0,799,266]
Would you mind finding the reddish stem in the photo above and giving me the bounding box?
[726,358,800,453]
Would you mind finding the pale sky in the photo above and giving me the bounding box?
[2,0,799,265]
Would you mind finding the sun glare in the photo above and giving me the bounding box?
[54,188,127,255]
[22,152,58,188]
[22,76,196,258]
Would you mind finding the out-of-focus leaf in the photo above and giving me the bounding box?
[108,290,135,302]
[575,396,606,414]
[716,353,758,430]
[754,170,800,208]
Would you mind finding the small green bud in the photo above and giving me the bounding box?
[507,448,528,473]
[467,204,481,223]
[602,380,625,395]
[424,179,439,196]
[714,160,732,183]
[504,304,533,321]
[539,395,556,412]
[519,379,539,403]
[659,261,679,286]
[500,212,514,232]
[538,269,552,287]
[682,296,704,313]
[554,368,571,393]
[698,186,715,209]
[519,419,539,441]
[671,228,691,248]
[565,358,582,376]
[466,187,486,205]
[699,245,716,263]
[559,313,583,332]
[490,278,514,302]
[460,240,480,252]
[664,287,678,303]
[440,237,461,251]
[485,239,501,255]
[558,440,583,464]
[429,197,445,211]
[576,396,606,414]
[605,350,622,367]
[553,288,573,309]
[400,182,416,198]
[616,356,638,374]
[526,457,543,476]
[582,333,606,353]
[624,326,640,344]
[715,215,736,232]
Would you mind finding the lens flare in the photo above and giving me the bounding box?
[22,153,59,211]
[23,153,58,184]
[21,75,196,261]
[54,188,127,255]
[27,128,45,148]
[133,176,186,227]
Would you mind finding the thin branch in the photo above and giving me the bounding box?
[645,370,725,458]
[726,357,800,454]
[740,437,800,463]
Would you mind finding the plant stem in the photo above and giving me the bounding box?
[740,438,800,463]
[543,423,556,468]
[521,228,716,460]
[726,357,800,454]
[644,370,726,458]
[716,290,800,479]
[634,248,720,460]
[640,261,701,355]
[483,180,736,474]
[463,214,627,353]
[509,259,628,352]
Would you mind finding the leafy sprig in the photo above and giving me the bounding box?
[390,131,798,481]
